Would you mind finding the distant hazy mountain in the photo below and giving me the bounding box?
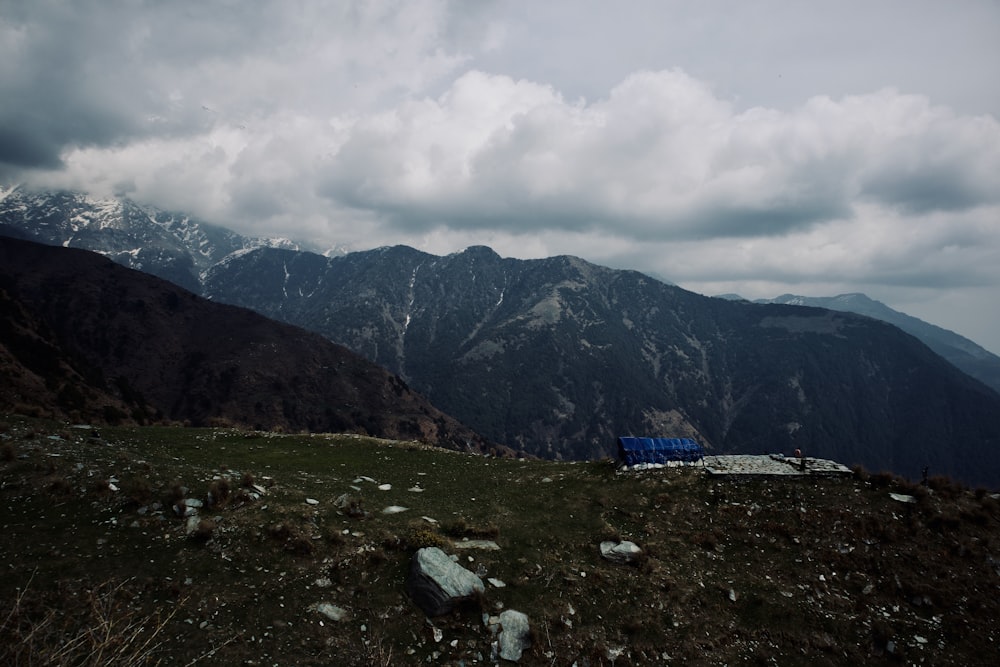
[741,293,1000,395]
[0,185,307,293]
[0,236,497,453]
[203,244,1000,486]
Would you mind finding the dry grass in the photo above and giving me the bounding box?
[1,417,998,665]
[1,575,177,667]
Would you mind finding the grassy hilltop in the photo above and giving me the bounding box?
[1,417,999,665]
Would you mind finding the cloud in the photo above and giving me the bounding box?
[313,71,999,244]
[3,0,999,351]
[0,0,465,171]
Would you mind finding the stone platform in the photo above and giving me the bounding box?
[703,454,853,479]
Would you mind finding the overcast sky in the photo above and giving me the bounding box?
[3,0,999,353]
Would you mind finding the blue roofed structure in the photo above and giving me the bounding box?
[617,437,704,466]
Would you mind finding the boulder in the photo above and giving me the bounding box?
[406,547,485,616]
[600,540,643,565]
[498,610,531,662]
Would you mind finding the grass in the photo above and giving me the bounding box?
[1,415,999,665]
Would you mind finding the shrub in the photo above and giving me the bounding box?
[442,517,500,539]
[124,477,153,506]
[928,475,965,501]
[208,479,231,507]
[870,471,896,488]
[46,476,74,496]
[191,519,216,543]
[406,527,450,550]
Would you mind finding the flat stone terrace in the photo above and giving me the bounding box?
[703,454,853,479]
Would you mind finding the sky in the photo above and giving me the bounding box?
[2,0,999,353]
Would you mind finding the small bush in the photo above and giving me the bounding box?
[870,471,896,488]
[691,530,720,551]
[442,517,500,539]
[928,475,965,501]
[208,479,231,507]
[46,476,74,496]
[191,519,216,543]
[268,521,316,555]
[124,476,153,506]
[406,527,450,550]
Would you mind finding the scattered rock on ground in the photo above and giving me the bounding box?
[406,547,485,617]
[600,540,643,564]
[498,609,531,662]
[452,539,501,551]
[311,602,349,622]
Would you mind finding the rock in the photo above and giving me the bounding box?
[600,540,643,564]
[406,547,485,617]
[889,493,917,504]
[305,498,319,505]
[311,602,348,622]
[451,539,501,551]
[377,483,391,491]
[382,505,409,514]
[498,610,531,662]
[487,578,506,588]
[185,515,200,535]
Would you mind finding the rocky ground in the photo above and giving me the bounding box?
[2,416,999,665]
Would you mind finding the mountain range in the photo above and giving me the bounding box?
[716,292,1000,395]
[0,235,496,454]
[2,187,1000,485]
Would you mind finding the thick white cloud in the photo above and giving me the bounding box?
[3,0,1000,352]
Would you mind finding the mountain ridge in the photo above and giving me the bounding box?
[4,189,1000,484]
[0,235,500,454]
[751,292,1000,394]
[204,244,1000,486]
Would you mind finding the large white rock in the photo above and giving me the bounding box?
[498,609,531,662]
[406,547,485,616]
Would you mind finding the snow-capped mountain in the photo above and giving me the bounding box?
[0,186,308,292]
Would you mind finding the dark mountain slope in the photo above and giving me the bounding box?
[755,293,1000,394]
[205,245,1000,486]
[0,236,494,453]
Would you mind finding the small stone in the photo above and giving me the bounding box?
[305,498,319,505]
[488,578,506,588]
[312,603,348,622]
[600,540,643,564]
[382,505,409,514]
[377,484,391,491]
[728,588,737,602]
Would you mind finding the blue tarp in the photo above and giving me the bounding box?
[617,436,704,465]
